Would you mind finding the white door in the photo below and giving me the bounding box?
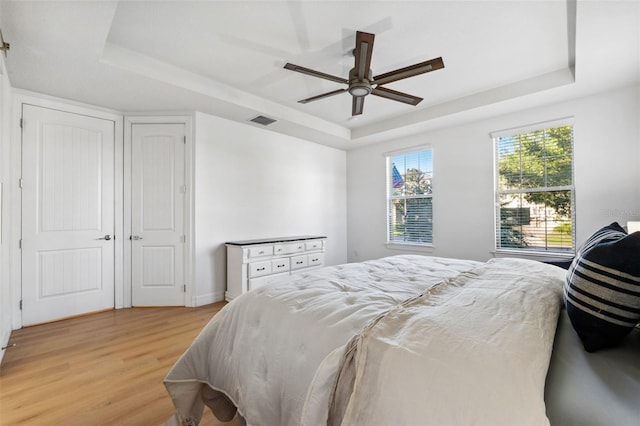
[22,105,115,325]
[131,123,185,306]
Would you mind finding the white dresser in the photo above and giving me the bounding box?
[225,236,327,301]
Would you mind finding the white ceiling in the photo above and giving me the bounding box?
[1,1,638,149]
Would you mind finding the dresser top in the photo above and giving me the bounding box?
[225,235,326,246]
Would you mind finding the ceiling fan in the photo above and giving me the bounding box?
[283,31,444,116]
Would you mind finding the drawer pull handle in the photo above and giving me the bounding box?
[312,258,318,262]
[296,261,303,265]
[277,264,285,268]
[257,267,265,271]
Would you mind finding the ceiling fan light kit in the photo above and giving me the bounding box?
[284,30,444,116]
[348,85,371,97]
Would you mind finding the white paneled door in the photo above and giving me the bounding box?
[131,124,185,306]
[22,105,116,325]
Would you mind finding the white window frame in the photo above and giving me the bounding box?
[491,118,576,258]
[385,146,434,248]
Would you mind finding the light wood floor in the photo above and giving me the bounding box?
[0,303,241,425]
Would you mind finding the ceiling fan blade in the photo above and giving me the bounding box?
[284,63,348,85]
[372,57,444,86]
[298,88,347,104]
[352,96,365,116]
[353,31,375,79]
[372,87,423,105]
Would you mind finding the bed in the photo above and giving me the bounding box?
[164,252,640,426]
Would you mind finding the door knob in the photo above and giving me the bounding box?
[97,235,113,240]
[131,235,143,240]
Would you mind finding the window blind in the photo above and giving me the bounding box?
[387,149,433,245]
[494,123,575,253]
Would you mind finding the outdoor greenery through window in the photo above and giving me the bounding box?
[494,120,575,253]
[387,148,433,245]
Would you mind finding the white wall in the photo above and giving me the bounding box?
[0,93,348,339]
[1,79,636,342]
[192,112,348,305]
[0,31,14,361]
[347,85,640,263]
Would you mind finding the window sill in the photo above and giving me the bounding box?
[492,249,574,262]
[385,242,434,253]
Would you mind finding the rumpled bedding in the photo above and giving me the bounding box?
[164,255,565,426]
[328,257,565,426]
[164,255,480,425]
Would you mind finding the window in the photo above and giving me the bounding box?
[387,148,433,245]
[493,120,575,254]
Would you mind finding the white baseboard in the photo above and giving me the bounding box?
[193,291,225,307]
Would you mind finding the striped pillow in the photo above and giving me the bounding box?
[564,222,640,352]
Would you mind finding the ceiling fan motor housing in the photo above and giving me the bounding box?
[348,67,372,97]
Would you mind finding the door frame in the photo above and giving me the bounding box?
[124,116,193,307]
[12,92,124,328]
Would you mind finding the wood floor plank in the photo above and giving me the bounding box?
[0,303,240,425]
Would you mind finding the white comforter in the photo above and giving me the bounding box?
[164,255,565,426]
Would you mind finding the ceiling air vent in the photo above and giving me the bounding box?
[250,115,277,126]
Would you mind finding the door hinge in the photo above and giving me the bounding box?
[180,235,186,243]
[183,136,186,144]
[183,284,187,292]
[18,178,23,189]
[180,185,187,194]
[19,118,23,129]
[19,300,22,310]
[18,239,22,249]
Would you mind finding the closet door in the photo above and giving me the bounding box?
[21,105,115,325]
[131,123,185,306]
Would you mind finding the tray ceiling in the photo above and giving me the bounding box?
[1,1,638,148]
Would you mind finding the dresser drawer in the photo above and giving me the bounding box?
[271,258,290,274]
[305,240,324,251]
[248,260,272,277]
[248,245,274,258]
[274,242,305,255]
[308,253,325,267]
[290,254,308,270]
